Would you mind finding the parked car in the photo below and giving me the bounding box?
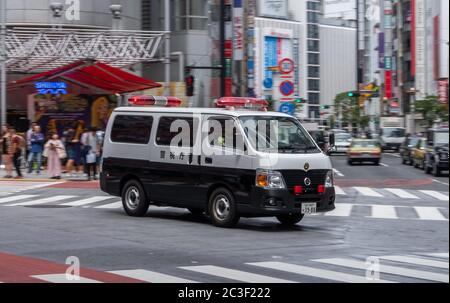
[400,136,422,165]
[347,139,382,166]
[424,128,449,177]
[332,132,353,154]
[411,138,427,169]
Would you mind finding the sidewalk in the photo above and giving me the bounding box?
[0,167,97,183]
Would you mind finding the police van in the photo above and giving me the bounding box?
[100,96,336,228]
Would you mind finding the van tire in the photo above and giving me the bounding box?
[122,180,149,217]
[208,188,240,228]
[277,214,305,226]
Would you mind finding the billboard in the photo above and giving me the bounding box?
[324,0,356,20]
[257,0,288,19]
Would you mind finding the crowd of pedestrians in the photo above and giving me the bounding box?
[0,123,103,181]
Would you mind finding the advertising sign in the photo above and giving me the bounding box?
[33,94,117,137]
[324,0,356,20]
[233,0,244,61]
[257,0,288,19]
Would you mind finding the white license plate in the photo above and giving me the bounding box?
[301,203,317,215]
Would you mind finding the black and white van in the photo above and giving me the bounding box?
[100,97,336,228]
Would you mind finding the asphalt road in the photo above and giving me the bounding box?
[0,153,448,283]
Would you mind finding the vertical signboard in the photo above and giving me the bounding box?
[378,33,385,68]
[385,70,392,99]
[247,0,256,97]
[414,0,426,99]
[224,0,233,96]
[233,0,244,61]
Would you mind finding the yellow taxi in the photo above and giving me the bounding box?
[411,138,427,169]
[347,139,382,166]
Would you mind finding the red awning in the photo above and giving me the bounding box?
[8,60,161,94]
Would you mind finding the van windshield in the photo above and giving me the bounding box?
[382,128,406,138]
[239,116,320,154]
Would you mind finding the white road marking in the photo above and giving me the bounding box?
[109,269,197,283]
[247,262,394,283]
[384,188,419,199]
[0,195,38,204]
[32,274,102,283]
[334,186,346,195]
[380,163,389,167]
[424,253,449,259]
[94,201,122,209]
[369,205,398,219]
[379,255,449,269]
[325,203,353,217]
[419,190,449,201]
[314,258,449,283]
[414,207,448,221]
[61,196,112,207]
[354,187,383,197]
[432,179,450,186]
[6,196,76,207]
[180,265,294,283]
[333,169,344,177]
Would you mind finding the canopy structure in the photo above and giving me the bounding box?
[8,60,162,94]
[5,27,167,73]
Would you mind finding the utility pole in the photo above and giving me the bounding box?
[219,0,226,97]
[0,0,6,127]
[164,0,171,96]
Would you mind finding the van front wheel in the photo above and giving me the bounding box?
[122,180,149,217]
[209,188,240,228]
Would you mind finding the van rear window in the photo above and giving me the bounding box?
[111,115,153,144]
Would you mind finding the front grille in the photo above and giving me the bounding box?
[281,170,328,189]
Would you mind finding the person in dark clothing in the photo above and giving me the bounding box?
[9,127,24,179]
[28,125,45,174]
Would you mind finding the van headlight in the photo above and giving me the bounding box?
[256,169,286,189]
[325,170,334,188]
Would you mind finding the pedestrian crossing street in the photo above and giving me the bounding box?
[3,252,447,283]
[0,186,448,221]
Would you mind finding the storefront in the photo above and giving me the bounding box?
[7,60,161,137]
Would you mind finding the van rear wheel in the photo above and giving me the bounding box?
[208,188,240,228]
[122,180,149,217]
[277,214,305,226]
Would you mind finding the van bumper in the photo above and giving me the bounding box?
[100,172,121,197]
[237,187,336,217]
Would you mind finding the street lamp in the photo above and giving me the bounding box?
[0,0,6,128]
[110,4,123,20]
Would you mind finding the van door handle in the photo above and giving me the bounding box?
[205,157,213,164]
[197,155,201,165]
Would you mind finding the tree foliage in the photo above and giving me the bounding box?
[415,96,449,128]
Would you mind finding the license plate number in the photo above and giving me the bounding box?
[301,203,317,215]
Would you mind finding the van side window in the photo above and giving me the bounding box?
[111,115,153,144]
[156,117,197,147]
[208,118,245,150]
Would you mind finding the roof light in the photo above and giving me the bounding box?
[215,97,269,111]
[128,96,182,107]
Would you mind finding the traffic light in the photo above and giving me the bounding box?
[347,91,360,98]
[320,105,330,110]
[294,98,306,104]
[185,75,195,97]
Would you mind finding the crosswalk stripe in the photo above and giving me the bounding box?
[109,269,197,283]
[425,253,449,259]
[247,262,394,283]
[6,196,77,207]
[384,188,420,199]
[0,195,38,204]
[378,255,449,269]
[354,187,383,197]
[334,186,346,195]
[32,274,103,283]
[419,190,449,201]
[325,203,353,217]
[61,196,112,207]
[180,265,295,283]
[369,205,398,219]
[314,258,449,283]
[414,207,448,221]
[94,201,122,209]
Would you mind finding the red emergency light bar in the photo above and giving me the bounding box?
[128,96,182,107]
[216,97,269,111]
